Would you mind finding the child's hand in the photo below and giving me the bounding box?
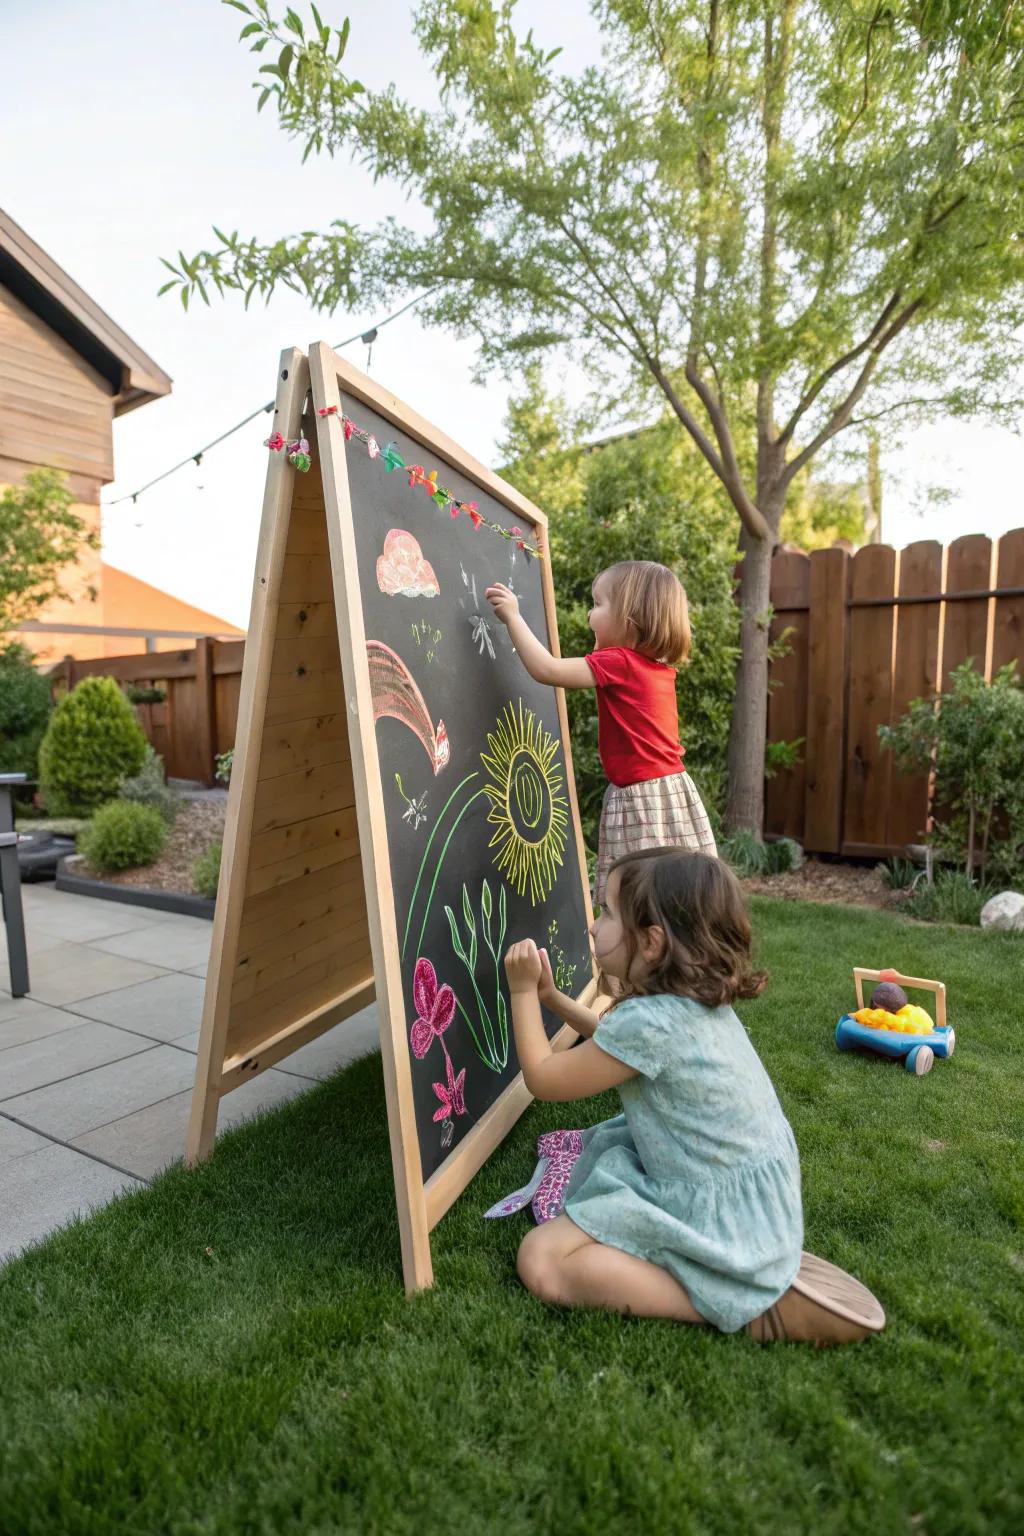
[537,947,560,1007]
[485,582,520,625]
[504,939,542,994]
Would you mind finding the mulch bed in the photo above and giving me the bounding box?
[740,856,904,911]
[77,800,225,895]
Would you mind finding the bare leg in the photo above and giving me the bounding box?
[517,1215,707,1325]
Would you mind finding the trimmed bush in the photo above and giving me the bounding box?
[0,642,53,781]
[193,840,222,900]
[119,745,178,825]
[79,800,167,873]
[38,676,147,815]
[764,837,805,875]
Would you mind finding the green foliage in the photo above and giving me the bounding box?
[903,868,992,928]
[764,837,805,875]
[780,473,868,552]
[0,469,99,631]
[500,373,739,845]
[0,642,52,780]
[193,840,223,900]
[879,856,919,891]
[880,662,1024,883]
[118,745,178,825]
[126,684,167,705]
[175,1,1024,833]
[215,749,234,786]
[79,801,168,874]
[721,829,771,877]
[38,677,148,816]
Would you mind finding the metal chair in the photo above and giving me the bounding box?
[0,773,29,998]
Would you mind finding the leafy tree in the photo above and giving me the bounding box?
[0,642,53,780]
[169,0,1024,833]
[499,367,739,847]
[0,469,99,631]
[780,472,868,551]
[880,661,1024,884]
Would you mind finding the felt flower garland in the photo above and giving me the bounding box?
[317,405,543,558]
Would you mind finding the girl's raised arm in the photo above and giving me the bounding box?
[485,584,595,690]
[505,940,638,1103]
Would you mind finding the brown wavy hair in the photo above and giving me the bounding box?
[606,848,767,1008]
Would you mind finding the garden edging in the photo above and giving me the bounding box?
[56,855,215,920]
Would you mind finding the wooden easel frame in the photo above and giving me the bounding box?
[187,344,597,1292]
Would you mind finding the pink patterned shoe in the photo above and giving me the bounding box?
[483,1130,585,1224]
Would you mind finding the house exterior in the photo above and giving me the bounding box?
[0,208,242,662]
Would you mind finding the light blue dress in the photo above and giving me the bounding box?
[563,992,803,1332]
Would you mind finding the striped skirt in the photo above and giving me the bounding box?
[594,771,717,905]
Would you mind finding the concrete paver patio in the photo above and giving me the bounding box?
[1,883,380,1264]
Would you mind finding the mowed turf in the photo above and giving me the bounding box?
[1,898,1022,1536]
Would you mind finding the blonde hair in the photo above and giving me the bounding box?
[599,561,691,664]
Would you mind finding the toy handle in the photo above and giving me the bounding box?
[853,967,946,1029]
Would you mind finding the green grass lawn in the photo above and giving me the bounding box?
[2,898,1023,1536]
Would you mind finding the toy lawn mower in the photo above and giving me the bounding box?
[835,967,955,1076]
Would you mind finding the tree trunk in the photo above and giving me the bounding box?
[725,520,777,835]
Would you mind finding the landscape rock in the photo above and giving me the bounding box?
[980,891,1024,933]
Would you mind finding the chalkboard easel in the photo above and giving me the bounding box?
[186,343,598,1292]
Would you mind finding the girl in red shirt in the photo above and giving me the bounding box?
[486,560,717,905]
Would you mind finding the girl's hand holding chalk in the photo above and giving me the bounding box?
[485,582,520,624]
[504,938,542,993]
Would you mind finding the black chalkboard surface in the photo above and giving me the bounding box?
[340,392,593,1182]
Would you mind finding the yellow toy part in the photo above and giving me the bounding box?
[852,1003,934,1035]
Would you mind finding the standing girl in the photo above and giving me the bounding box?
[486,560,716,906]
[502,848,886,1344]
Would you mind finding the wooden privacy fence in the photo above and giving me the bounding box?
[51,639,244,785]
[765,528,1024,858]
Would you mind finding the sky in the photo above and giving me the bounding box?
[3,0,1023,630]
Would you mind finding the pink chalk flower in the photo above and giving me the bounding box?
[409,957,456,1059]
[432,1051,467,1121]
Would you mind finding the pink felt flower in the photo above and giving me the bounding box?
[432,1051,467,1121]
[343,417,355,440]
[367,436,380,459]
[264,432,285,452]
[409,957,455,1059]
[318,405,338,417]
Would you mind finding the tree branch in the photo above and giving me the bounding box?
[776,290,905,449]
[780,298,924,484]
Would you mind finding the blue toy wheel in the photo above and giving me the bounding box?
[906,1045,934,1076]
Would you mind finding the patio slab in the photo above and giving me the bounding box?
[72,1068,316,1180]
[0,1115,52,1165]
[64,972,206,1043]
[88,921,212,973]
[0,1142,143,1264]
[0,997,96,1053]
[4,944,170,1008]
[2,1044,197,1140]
[273,1004,380,1080]
[0,1020,155,1100]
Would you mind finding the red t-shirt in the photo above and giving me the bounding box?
[585,646,684,787]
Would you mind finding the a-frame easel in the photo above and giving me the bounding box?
[187,345,598,1293]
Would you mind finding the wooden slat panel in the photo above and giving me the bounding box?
[887,541,942,848]
[249,804,358,870]
[237,858,365,957]
[271,633,341,676]
[219,980,376,1087]
[56,649,197,683]
[251,758,355,835]
[765,551,810,840]
[942,534,993,681]
[226,955,373,1057]
[990,527,1024,677]
[214,672,241,755]
[264,678,346,726]
[231,920,371,1007]
[843,545,896,850]
[803,548,849,853]
[279,553,337,603]
[277,602,340,639]
[244,825,361,897]
[237,853,363,941]
[258,713,350,780]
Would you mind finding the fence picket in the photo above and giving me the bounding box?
[841,545,897,856]
[886,541,942,849]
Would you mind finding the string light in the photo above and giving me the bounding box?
[104,288,438,510]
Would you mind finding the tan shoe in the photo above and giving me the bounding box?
[748,1252,886,1346]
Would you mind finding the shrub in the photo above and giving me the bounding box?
[878,856,918,891]
[880,661,1024,885]
[764,837,804,874]
[903,869,992,927]
[0,642,53,781]
[215,749,233,786]
[721,829,770,877]
[79,800,167,873]
[38,676,147,815]
[118,745,178,824]
[193,840,222,899]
